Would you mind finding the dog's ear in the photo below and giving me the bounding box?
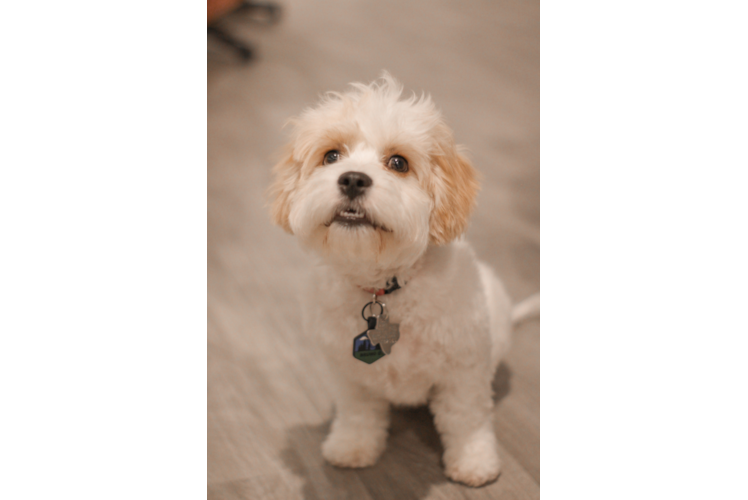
[429,136,480,245]
[268,146,301,234]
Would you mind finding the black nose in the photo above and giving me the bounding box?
[338,171,373,200]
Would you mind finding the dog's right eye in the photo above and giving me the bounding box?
[323,150,341,165]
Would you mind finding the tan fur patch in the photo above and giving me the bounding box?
[267,147,300,233]
[382,144,424,178]
[299,124,361,172]
[376,229,388,259]
[428,128,480,244]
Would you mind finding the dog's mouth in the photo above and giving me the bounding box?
[325,206,390,232]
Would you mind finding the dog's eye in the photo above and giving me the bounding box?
[323,150,341,165]
[387,155,408,173]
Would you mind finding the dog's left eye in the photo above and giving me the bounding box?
[387,155,408,173]
[323,150,341,165]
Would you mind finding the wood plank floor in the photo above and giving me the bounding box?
[208,1,539,498]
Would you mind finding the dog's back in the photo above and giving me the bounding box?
[478,261,513,372]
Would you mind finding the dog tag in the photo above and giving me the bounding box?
[353,316,385,364]
[367,316,400,355]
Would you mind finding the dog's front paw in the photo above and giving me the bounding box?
[321,427,386,468]
[443,434,502,487]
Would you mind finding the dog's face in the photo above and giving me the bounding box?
[269,76,478,273]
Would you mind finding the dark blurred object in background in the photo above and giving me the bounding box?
[207,1,281,61]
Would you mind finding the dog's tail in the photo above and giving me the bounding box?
[511,293,540,326]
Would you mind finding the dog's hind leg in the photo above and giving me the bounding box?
[429,365,501,487]
[478,262,513,372]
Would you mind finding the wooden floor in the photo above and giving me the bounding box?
[207,1,539,498]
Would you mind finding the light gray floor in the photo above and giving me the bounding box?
[208,1,539,498]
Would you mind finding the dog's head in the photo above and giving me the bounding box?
[269,74,479,273]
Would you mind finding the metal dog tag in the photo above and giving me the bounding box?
[367,316,400,355]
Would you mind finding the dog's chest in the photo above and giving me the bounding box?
[376,325,443,404]
[316,299,446,405]
[306,266,464,405]
[362,322,445,404]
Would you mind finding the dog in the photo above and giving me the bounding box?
[268,74,539,487]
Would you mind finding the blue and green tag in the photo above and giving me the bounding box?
[352,317,385,364]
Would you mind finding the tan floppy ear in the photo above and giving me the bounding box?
[268,147,301,234]
[429,147,480,245]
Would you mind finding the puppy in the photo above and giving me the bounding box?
[268,74,539,487]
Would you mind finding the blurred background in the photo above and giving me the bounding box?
[208,1,539,498]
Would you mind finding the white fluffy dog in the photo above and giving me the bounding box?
[269,74,539,487]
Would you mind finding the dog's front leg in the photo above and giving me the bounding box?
[322,379,390,468]
[429,370,501,487]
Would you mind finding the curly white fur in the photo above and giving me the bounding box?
[269,73,538,487]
